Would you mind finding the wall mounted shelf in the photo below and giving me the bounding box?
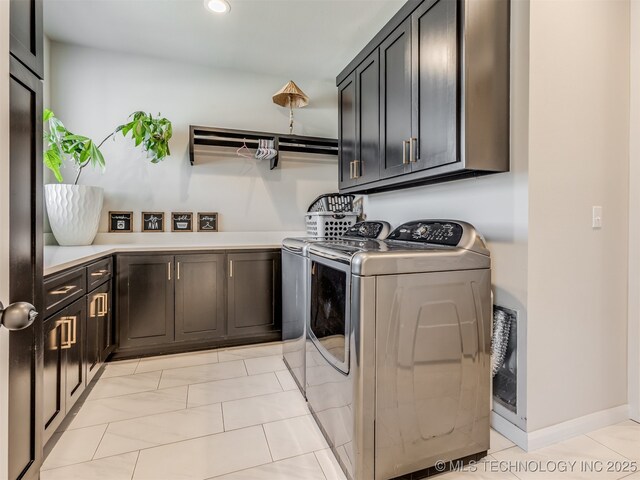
[189,125,339,170]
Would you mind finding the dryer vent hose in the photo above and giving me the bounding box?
[491,308,513,378]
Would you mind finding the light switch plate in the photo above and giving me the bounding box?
[592,206,603,229]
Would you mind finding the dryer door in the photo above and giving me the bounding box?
[308,255,351,374]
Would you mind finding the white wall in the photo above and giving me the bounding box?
[48,42,339,234]
[364,0,530,429]
[629,0,640,423]
[526,0,630,431]
[0,1,11,476]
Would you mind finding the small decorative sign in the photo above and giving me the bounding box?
[109,211,133,232]
[171,212,193,232]
[197,212,218,232]
[142,212,165,232]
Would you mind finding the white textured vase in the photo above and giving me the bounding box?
[45,184,104,246]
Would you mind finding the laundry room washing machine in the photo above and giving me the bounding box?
[305,220,492,480]
[281,221,390,396]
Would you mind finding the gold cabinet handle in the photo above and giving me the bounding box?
[58,316,75,349]
[90,269,109,277]
[349,160,354,179]
[229,260,233,278]
[409,137,418,163]
[402,140,410,165]
[90,296,97,318]
[51,285,75,295]
[177,262,181,281]
[168,262,171,281]
[353,159,361,179]
[99,293,108,316]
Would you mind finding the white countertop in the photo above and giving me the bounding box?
[44,231,305,277]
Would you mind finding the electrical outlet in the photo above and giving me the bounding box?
[592,206,603,229]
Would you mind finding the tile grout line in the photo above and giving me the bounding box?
[157,369,163,390]
[584,433,637,462]
[131,450,141,480]
[65,393,190,432]
[90,423,110,461]
[273,371,285,391]
[69,368,291,432]
[202,452,315,480]
[313,450,331,480]
[77,416,233,465]
[261,424,275,463]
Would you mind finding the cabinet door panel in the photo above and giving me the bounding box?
[10,0,44,78]
[227,252,281,338]
[43,315,65,444]
[86,290,101,384]
[412,0,458,171]
[64,299,86,412]
[380,18,412,179]
[338,74,357,189]
[356,50,380,185]
[117,255,175,349]
[175,254,226,341]
[99,283,114,361]
[86,282,110,384]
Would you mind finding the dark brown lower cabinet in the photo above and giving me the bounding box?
[86,281,113,384]
[117,255,175,349]
[175,254,226,342]
[42,298,86,444]
[42,313,66,445]
[115,250,281,356]
[64,299,86,413]
[227,251,281,339]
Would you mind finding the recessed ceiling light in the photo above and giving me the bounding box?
[205,0,230,14]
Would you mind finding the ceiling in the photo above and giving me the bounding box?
[44,0,404,81]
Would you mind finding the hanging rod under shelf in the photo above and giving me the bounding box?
[189,125,338,169]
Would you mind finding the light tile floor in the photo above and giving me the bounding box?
[40,343,640,480]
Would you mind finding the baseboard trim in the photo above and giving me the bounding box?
[492,404,630,452]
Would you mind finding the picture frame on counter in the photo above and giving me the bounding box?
[109,211,133,232]
[142,212,165,232]
[197,212,219,232]
[171,212,193,232]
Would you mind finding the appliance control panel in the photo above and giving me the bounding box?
[343,221,390,239]
[388,221,464,246]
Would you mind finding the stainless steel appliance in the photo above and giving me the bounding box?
[305,220,492,480]
[282,221,391,396]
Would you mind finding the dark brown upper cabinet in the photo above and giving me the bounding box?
[337,0,510,194]
[356,50,381,185]
[117,255,175,350]
[411,0,458,173]
[175,254,226,342]
[227,251,281,340]
[338,73,357,190]
[339,49,382,189]
[380,18,413,180]
[10,0,44,79]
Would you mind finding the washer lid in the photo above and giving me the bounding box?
[307,220,490,276]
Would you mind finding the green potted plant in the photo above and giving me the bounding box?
[43,110,172,246]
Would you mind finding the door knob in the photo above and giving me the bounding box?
[0,301,38,331]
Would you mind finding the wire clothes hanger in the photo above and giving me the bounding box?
[236,138,253,159]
